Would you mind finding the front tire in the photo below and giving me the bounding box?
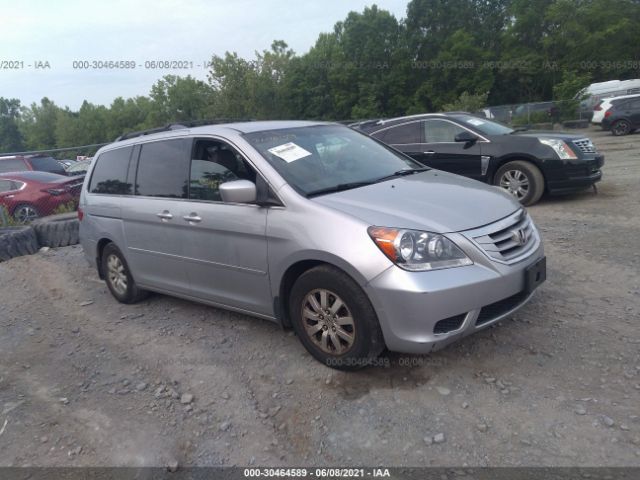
[611,120,631,136]
[101,243,148,304]
[289,265,385,370]
[494,160,545,206]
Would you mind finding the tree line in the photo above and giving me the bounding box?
[2,0,639,155]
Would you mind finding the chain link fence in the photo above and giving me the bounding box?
[477,99,593,129]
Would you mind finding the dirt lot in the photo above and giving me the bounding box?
[1,128,639,468]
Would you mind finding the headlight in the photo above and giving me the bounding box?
[368,227,473,271]
[538,138,577,160]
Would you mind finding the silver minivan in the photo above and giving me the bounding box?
[79,121,546,369]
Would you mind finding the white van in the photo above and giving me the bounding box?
[578,79,640,112]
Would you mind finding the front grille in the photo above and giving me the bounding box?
[573,138,597,154]
[467,210,538,264]
[476,291,530,326]
[433,313,466,334]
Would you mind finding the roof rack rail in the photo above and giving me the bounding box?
[115,124,187,142]
[349,118,384,128]
[114,118,257,142]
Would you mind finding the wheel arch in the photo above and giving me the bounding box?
[490,155,548,189]
[276,256,370,329]
[96,237,117,279]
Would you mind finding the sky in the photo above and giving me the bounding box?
[0,0,408,110]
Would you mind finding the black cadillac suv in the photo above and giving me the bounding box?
[353,113,604,205]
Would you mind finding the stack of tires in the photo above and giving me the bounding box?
[0,213,79,262]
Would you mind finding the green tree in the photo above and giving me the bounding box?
[19,98,60,150]
[0,98,24,153]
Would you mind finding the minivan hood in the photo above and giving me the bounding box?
[312,170,520,233]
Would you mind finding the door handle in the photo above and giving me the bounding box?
[156,211,173,220]
[183,214,202,223]
[423,151,436,155]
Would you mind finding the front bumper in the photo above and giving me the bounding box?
[364,237,545,354]
[546,154,604,194]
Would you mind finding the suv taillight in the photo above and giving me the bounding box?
[604,110,613,118]
[78,207,84,221]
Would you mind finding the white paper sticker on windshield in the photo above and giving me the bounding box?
[467,119,485,126]
[268,142,312,163]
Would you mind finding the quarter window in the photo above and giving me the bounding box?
[375,122,421,144]
[136,139,190,198]
[89,147,133,194]
[423,119,467,143]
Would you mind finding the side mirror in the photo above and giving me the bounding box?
[219,180,257,204]
[454,131,479,144]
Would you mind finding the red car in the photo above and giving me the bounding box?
[0,155,67,176]
[0,171,83,223]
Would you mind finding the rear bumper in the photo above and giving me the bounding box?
[364,243,545,354]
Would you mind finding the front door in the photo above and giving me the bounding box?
[413,119,485,181]
[179,138,272,316]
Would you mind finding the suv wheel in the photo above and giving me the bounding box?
[494,161,545,206]
[612,120,631,136]
[101,243,148,304]
[289,265,385,370]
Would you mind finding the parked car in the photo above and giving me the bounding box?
[577,79,640,114]
[0,171,83,222]
[66,159,92,176]
[79,121,546,369]
[58,159,76,169]
[512,102,558,123]
[0,155,67,176]
[353,113,604,206]
[592,94,640,126]
[601,97,640,136]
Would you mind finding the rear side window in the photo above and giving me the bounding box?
[29,156,66,175]
[0,158,27,173]
[89,147,133,194]
[0,179,14,192]
[136,139,189,198]
[374,122,421,144]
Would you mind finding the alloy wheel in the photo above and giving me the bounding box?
[613,121,630,136]
[499,169,530,200]
[301,289,356,355]
[107,254,128,296]
[14,205,39,223]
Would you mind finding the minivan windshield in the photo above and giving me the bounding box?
[244,124,424,196]
[453,115,514,136]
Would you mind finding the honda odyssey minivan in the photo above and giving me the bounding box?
[79,121,546,369]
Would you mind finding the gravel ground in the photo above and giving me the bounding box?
[0,128,639,468]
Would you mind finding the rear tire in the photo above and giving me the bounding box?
[611,120,631,136]
[289,265,385,370]
[12,204,40,224]
[494,160,545,206]
[101,243,148,304]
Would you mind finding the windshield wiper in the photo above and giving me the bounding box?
[374,167,430,183]
[511,126,530,133]
[306,181,377,197]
